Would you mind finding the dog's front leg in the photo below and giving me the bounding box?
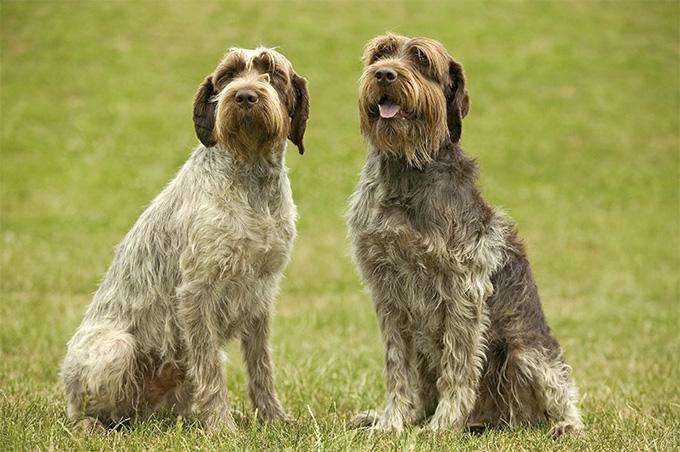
[428,297,488,431]
[372,299,418,432]
[177,281,236,432]
[240,312,289,423]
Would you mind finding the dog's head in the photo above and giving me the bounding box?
[193,47,309,157]
[359,34,469,165]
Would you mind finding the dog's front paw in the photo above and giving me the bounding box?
[203,410,237,432]
[258,405,291,423]
[426,414,460,432]
[425,401,464,432]
[550,420,584,438]
[372,410,405,433]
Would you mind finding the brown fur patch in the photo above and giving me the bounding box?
[193,47,310,157]
[215,73,288,159]
[146,364,184,407]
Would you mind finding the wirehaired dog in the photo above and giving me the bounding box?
[61,47,309,431]
[347,34,583,437]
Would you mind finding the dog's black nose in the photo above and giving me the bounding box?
[235,89,259,105]
[375,68,397,84]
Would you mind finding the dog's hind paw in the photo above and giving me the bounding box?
[75,417,106,434]
[346,410,380,429]
[466,422,489,435]
[550,420,585,438]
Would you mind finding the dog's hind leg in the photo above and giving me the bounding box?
[516,348,584,438]
[61,327,140,428]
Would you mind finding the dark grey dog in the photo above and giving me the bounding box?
[61,47,309,432]
[347,34,583,437]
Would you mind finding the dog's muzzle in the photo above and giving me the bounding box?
[234,89,259,108]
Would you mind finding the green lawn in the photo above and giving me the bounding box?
[1,1,678,450]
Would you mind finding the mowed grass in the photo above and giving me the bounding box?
[1,1,678,450]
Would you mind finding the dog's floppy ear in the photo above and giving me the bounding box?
[288,72,310,155]
[446,58,470,143]
[193,75,218,147]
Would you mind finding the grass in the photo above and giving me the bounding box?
[1,1,678,450]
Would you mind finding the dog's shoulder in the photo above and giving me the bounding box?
[347,151,383,231]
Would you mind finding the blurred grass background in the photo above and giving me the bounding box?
[1,1,678,450]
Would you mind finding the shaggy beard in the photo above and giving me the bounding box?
[364,118,447,168]
[215,97,288,160]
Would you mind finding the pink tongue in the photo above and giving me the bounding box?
[379,103,400,118]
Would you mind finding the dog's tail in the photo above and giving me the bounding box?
[346,410,380,429]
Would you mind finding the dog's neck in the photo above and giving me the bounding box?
[195,141,289,212]
[371,139,484,230]
[222,140,287,170]
[198,141,287,189]
[376,139,476,181]
[218,140,285,176]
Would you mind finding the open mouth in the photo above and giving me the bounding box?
[378,96,403,119]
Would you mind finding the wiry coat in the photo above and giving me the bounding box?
[348,34,583,437]
[61,47,309,431]
[61,144,295,427]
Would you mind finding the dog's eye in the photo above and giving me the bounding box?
[408,47,441,81]
[215,68,238,88]
[369,47,396,65]
[268,68,287,81]
[411,48,430,68]
[368,51,385,64]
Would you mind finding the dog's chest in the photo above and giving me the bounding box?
[190,164,297,282]
[349,176,495,323]
[245,208,295,273]
[354,195,466,275]
[350,168,506,312]
[229,186,296,276]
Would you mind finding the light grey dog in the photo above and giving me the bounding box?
[61,47,309,432]
[347,34,583,437]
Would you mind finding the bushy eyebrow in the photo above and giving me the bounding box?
[214,53,247,83]
[371,44,398,62]
[362,35,405,65]
[252,51,276,71]
[404,39,449,81]
[251,52,289,81]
